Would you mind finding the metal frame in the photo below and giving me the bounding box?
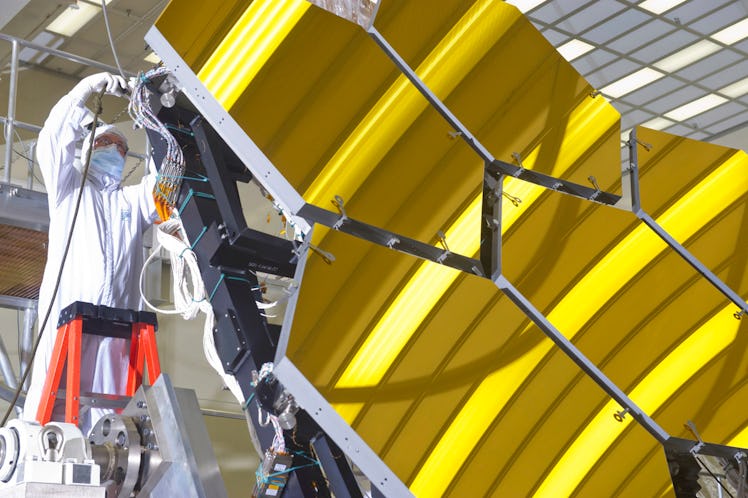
[145,5,748,495]
[523,2,748,142]
[143,27,310,235]
[0,297,36,407]
[0,32,143,187]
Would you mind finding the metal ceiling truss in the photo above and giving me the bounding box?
[145,3,748,496]
[526,1,748,139]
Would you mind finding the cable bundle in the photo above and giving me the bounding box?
[139,217,245,404]
[128,66,185,221]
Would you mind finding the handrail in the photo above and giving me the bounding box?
[0,32,135,77]
[1,32,141,185]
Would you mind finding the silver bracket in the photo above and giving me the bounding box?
[511,152,525,177]
[502,191,522,207]
[331,195,348,230]
[613,407,630,422]
[436,230,451,264]
[309,244,335,264]
[588,175,601,201]
[686,420,705,455]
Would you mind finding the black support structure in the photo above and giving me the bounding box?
[147,96,362,498]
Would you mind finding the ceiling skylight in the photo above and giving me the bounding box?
[653,39,721,72]
[600,67,665,98]
[711,18,748,45]
[557,39,595,62]
[664,94,728,121]
[637,0,688,15]
[719,77,748,99]
[504,0,548,13]
[641,116,676,130]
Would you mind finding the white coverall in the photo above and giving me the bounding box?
[23,80,157,434]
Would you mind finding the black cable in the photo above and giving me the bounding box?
[101,0,126,80]
[0,88,108,427]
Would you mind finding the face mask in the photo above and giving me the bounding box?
[90,144,125,181]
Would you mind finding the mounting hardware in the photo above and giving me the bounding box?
[447,130,462,139]
[502,192,522,207]
[734,309,745,320]
[437,230,451,263]
[511,152,525,177]
[635,138,653,152]
[386,236,400,249]
[685,420,706,454]
[483,215,500,228]
[588,175,601,201]
[309,244,335,265]
[331,195,348,230]
[613,407,630,422]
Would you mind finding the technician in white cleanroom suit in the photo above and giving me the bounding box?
[23,72,158,433]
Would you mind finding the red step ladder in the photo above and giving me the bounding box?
[36,301,161,426]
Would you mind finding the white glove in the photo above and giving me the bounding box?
[69,72,128,105]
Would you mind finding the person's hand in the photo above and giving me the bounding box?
[69,72,128,105]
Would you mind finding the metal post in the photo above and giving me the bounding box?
[0,335,17,391]
[20,306,36,390]
[495,275,671,444]
[3,39,19,184]
[26,141,36,190]
[481,169,503,279]
[626,128,642,213]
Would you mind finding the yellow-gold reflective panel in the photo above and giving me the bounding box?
[410,141,748,497]
[197,0,311,109]
[533,303,742,498]
[335,95,618,389]
[303,0,520,210]
[153,0,748,495]
[156,0,621,246]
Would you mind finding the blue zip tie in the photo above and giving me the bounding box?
[209,273,226,302]
[265,462,319,479]
[178,188,216,215]
[165,123,195,136]
[226,276,254,285]
[242,392,255,411]
[180,226,208,258]
[292,451,321,466]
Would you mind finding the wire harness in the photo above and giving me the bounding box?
[128,66,185,221]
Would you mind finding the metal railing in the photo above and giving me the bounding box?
[0,32,141,187]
